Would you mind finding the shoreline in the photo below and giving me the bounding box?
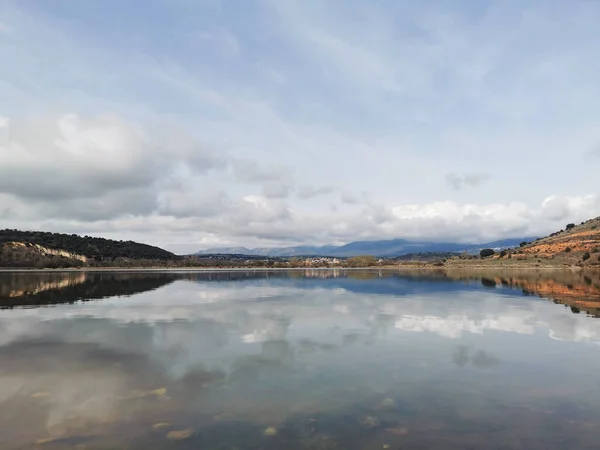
[0,264,596,272]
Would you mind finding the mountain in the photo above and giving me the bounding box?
[195,237,536,258]
[196,245,338,257]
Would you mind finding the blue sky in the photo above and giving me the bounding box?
[1,0,599,252]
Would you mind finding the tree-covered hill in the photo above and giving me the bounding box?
[0,229,176,260]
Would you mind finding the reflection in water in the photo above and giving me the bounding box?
[1,269,600,449]
[0,272,178,308]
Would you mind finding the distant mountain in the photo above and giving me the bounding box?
[195,237,537,258]
[196,245,338,257]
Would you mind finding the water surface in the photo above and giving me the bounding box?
[1,269,600,449]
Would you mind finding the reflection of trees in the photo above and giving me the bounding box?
[452,345,500,369]
[0,272,178,308]
[445,269,600,317]
[480,277,497,288]
[453,345,470,367]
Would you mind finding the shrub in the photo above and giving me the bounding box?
[565,247,572,253]
[583,252,591,261]
[519,241,528,247]
[480,248,495,258]
[499,250,507,258]
[346,255,378,267]
[566,223,575,230]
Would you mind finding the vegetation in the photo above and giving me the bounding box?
[479,249,495,258]
[499,250,507,258]
[346,255,378,267]
[566,223,576,230]
[390,252,459,261]
[519,241,528,247]
[583,252,591,261]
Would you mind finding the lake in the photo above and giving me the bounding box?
[1,269,600,449]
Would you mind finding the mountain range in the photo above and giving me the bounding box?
[195,237,537,258]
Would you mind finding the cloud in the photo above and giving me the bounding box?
[0,111,598,249]
[231,159,290,184]
[2,1,600,250]
[446,173,491,191]
[0,114,230,221]
[231,159,295,198]
[297,185,335,199]
[0,114,223,199]
[157,188,232,219]
[340,191,359,205]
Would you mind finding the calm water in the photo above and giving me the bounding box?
[1,269,600,449]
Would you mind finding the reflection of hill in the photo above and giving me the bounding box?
[445,269,600,316]
[2,268,599,316]
[0,272,178,308]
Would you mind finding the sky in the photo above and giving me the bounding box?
[1,0,600,253]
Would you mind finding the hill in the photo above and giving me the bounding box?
[195,237,536,258]
[0,241,88,268]
[519,217,600,266]
[0,229,176,267]
[445,217,600,268]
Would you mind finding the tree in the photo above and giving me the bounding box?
[519,241,528,247]
[480,248,495,258]
[499,250,507,258]
[346,255,377,267]
[566,223,575,230]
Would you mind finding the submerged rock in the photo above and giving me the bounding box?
[361,416,380,428]
[374,397,396,411]
[166,429,194,440]
[385,426,409,435]
[150,387,167,398]
[30,392,51,399]
[263,426,278,436]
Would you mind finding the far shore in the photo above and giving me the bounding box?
[0,264,595,272]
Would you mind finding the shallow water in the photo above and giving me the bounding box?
[1,269,600,449]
